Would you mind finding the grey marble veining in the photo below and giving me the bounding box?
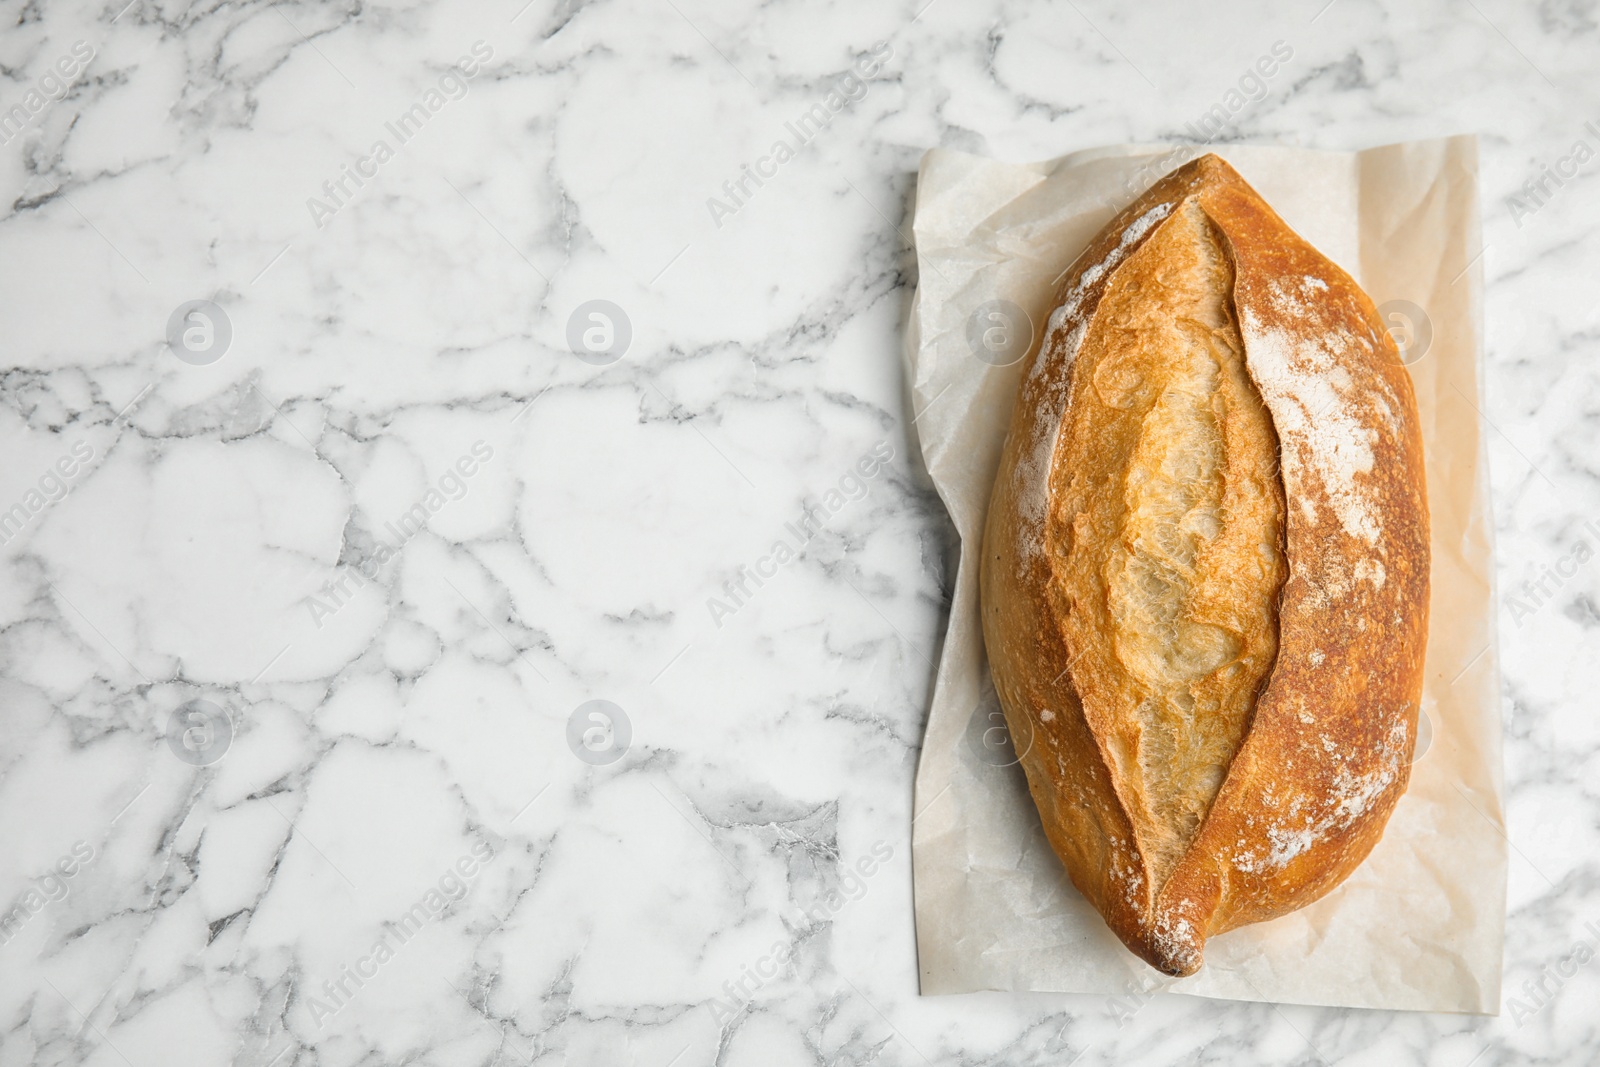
[0,0,1594,1064]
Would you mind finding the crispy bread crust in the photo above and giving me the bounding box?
[980,154,1429,976]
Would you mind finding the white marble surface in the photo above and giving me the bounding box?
[0,0,1594,1064]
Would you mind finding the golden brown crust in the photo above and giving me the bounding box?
[979,154,1429,976]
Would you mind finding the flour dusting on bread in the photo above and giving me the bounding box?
[1241,308,1382,548]
[1012,321,1084,559]
[1057,202,1175,321]
[1011,200,1179,563]
[1233,716,1410,873]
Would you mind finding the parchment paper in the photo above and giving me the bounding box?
[907,137,1506,1013]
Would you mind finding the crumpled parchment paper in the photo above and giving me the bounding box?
[907,137,1505,1013]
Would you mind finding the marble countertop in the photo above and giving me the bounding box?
[0,0,1594,1064]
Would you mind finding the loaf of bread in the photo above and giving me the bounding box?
[980,154,1429,976]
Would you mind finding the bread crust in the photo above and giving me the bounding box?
[979,154,1429,976]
